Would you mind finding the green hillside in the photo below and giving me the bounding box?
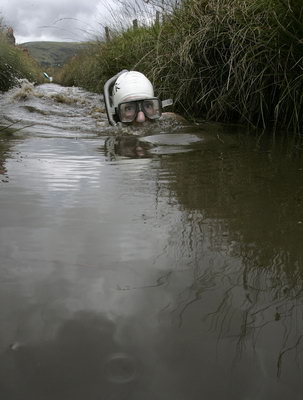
[19,41,87,67]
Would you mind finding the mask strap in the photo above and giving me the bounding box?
[161,99,173,108]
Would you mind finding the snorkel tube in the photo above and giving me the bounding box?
[103,69,128,126]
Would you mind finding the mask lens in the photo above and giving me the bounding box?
[119,102,137,122]
[143,99,161,119]
[118,98,161,122]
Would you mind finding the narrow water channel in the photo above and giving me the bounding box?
[1,82,303,399]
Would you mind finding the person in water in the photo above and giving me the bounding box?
[103,70,187,159]
[104,70,184,126]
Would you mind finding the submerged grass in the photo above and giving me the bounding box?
[58,0,303,133]
[0,24,43,91]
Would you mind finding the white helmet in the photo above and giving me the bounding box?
[112,71,154,108]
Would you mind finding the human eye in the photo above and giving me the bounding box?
[126,103,136,111]
[145,101,153,109]
[121,103,135,114]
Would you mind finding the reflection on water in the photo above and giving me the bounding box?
[0,83,303,399]
[0,126,19,181]
[159,136,303,379]
[104,136,153,160]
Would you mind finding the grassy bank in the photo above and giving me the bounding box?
[0,24,43,91]
[58,0,303,133]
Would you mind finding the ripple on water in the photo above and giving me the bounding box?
[140,133,203,146]
[105,353,137,384]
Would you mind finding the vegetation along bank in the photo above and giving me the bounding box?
[0,23,43,91]
[58,0,303,134]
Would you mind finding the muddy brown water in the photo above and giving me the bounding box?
[1,82,303,399]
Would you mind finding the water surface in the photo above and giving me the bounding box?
[0,82,303,399]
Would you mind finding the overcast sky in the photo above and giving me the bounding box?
[0,0,121,43]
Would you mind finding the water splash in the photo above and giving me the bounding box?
[11,79,36,101]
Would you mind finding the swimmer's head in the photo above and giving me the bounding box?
[104,70,173,126]
[112,71,158,125]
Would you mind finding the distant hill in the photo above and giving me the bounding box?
[19,41,87,67]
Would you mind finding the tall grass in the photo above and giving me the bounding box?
[0,23,43,91]
[58,0,303,133]
[153,0,303,132]
[58,22,160,92]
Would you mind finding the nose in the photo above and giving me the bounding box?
[136,110,145,123]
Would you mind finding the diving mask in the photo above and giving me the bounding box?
[117,98,162,123]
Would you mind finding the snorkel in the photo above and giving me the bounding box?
[103,70,173,125]
[103,69,128,126]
